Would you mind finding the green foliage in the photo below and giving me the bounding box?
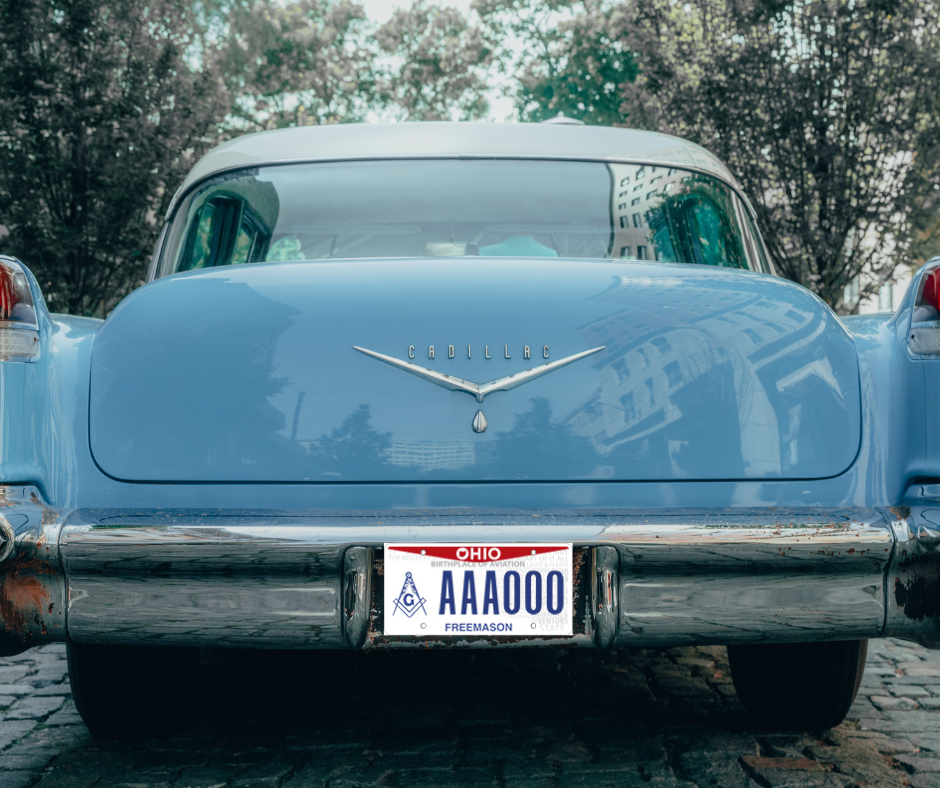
[2,0,937,314]
[473,0,638,124]
[375,1,495,121]
[489,0,940,308]
[0,0,230,314]
[904,146,940,268]
[621,0,940,309]
[0,0,497,312]
[221,0,376,129]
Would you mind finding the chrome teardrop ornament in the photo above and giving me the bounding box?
[472,410,488,433]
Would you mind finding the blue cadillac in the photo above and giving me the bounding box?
[1,122,938,737]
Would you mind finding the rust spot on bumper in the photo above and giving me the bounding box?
[0,487,66,656]
[889,505,912,521]
[30,492,58,527]
[0,566,50,637]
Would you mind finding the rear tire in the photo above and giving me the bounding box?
[728,639,867,730]
[67,642,198,739]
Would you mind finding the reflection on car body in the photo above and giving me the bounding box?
[0,122,938,738]
[162,158,765,272]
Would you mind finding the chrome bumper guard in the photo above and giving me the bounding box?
[2,485,939,655]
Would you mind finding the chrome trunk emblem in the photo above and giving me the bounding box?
[352,345,605,403]
[472,410,488,433]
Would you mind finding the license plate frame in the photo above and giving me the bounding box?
[383,543,573,637]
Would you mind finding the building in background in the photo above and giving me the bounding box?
[843,267,914,314]
[611,164,688,260]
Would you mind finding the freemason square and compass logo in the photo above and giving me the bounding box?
[392,572,427,618]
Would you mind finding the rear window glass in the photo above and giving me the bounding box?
[160,159,764,275]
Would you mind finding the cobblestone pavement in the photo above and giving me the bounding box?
[1,638,939,788]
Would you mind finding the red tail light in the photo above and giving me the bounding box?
[920,268,940,311]
[0,257,39,360]
[0,261,16,321]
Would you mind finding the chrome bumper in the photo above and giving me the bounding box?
[2,485,939,654]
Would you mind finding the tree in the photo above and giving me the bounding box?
[904,147,940,268]
[222,0,376,130]
[0,0,503,314]
[621,0,940,310]
[220,0,499,126]
[376,1,495,121]
[473,0,637,124]
[0,0,230,315]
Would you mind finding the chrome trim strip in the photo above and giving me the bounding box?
[145,224,169,285]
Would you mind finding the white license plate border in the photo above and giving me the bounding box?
[382,542,575,638]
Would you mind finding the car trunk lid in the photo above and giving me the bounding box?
[89,260,861,482]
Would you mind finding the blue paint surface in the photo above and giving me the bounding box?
[87,260,860,483]
[1,255,936,513]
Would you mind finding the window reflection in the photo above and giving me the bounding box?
[163,159,761,276]
[609,163,749,268]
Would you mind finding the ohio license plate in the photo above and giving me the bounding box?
[383,543,573,637]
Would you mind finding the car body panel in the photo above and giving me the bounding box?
[89,259,860,483]
[2,122,940,654]
[0,274,922,512]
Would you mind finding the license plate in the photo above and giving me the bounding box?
[383,543,573,636]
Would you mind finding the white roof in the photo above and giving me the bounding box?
[171,122,742,215]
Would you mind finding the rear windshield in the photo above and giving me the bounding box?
[159,159,767,275]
